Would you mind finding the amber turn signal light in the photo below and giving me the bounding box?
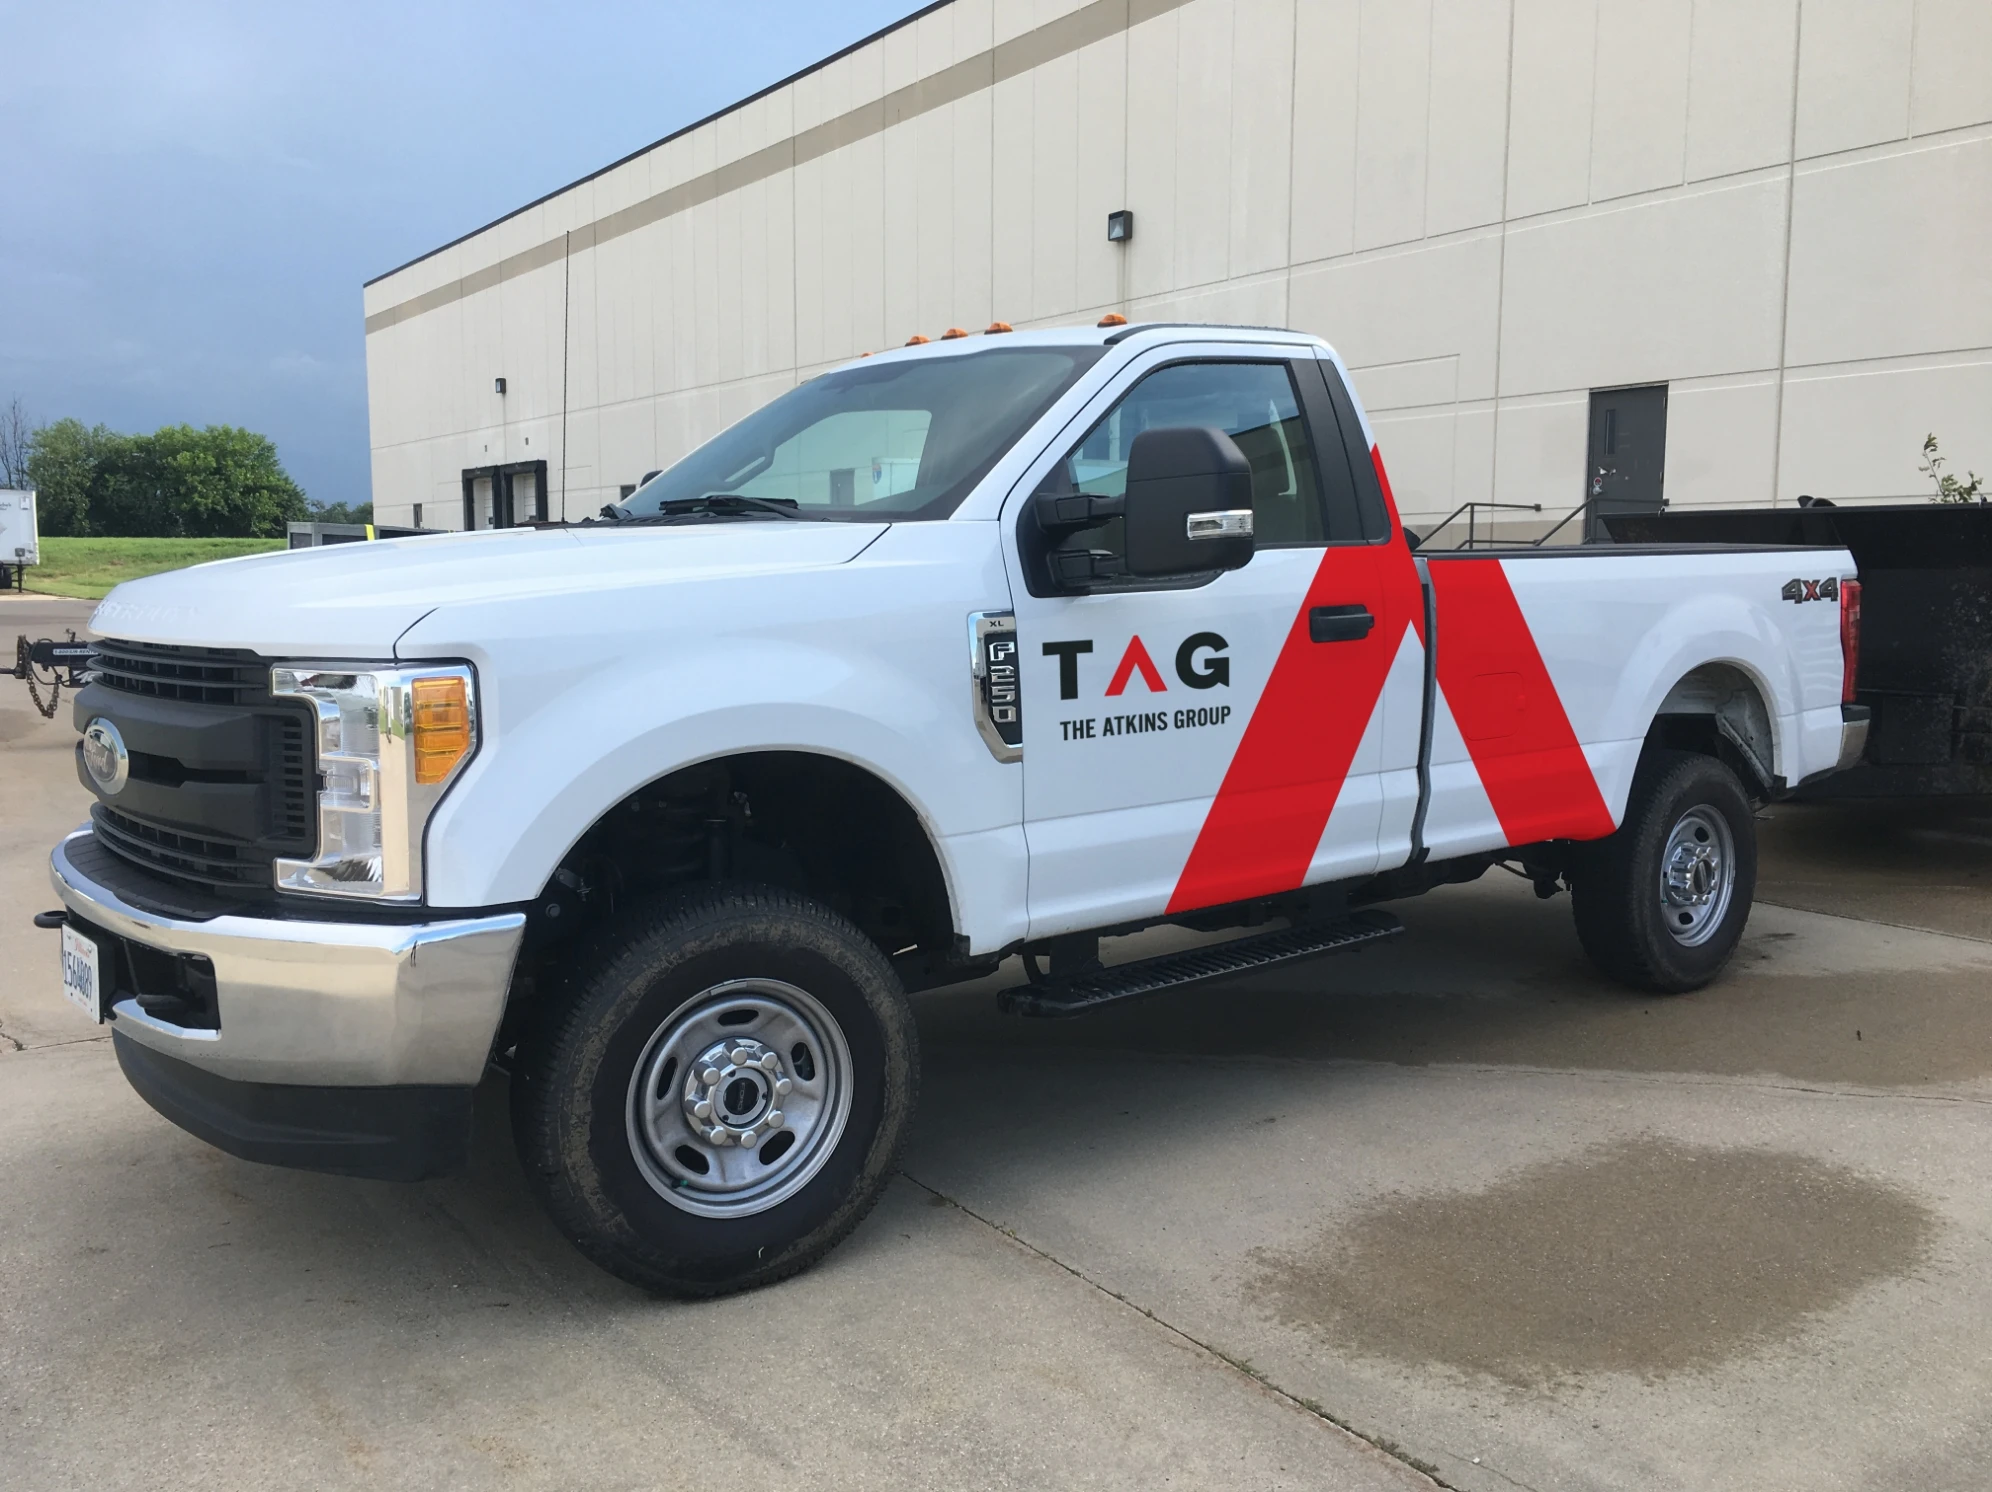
[941,327,969,339]
[905,334,930,345]
[985,321,1013,334]
[1097,313,1128,327]
[412,676,471,784]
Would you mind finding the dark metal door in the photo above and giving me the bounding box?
[1586,385,1667,538]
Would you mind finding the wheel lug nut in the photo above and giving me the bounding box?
[707,1127,731,1145]
[758,1053,779,1072]
[700,1068,721,1087]
[775,1079,791,1096]
[729,1048,751,1065]
[692,1100,711,1120]
[765,1111,783,1129]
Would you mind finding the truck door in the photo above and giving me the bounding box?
[1005,349,1404,940]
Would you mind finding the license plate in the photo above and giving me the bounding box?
[60,924,103,1023]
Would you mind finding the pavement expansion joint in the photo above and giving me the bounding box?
[4,1032,110,1055]
[1394,1058,1992,1108]
[896,1168,1453,1490]
[1757,897,1992,947]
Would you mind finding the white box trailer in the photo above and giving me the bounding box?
[0,489,36,591]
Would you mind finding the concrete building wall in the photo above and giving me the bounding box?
[364,0,1992,535]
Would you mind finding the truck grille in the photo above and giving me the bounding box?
[91,639,267,706]
[81,639,316,894]
[92,805,271,889]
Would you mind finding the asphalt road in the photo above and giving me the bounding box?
[6,587,1992,1491]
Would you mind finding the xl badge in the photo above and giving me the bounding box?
[81,717,130,795]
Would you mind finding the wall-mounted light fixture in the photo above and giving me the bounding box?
[1107,210,1134,243]
[494,377,507,395]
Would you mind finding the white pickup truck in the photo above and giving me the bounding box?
[43,322,1866,1295]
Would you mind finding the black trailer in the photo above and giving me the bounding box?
[1603,504,1992,798]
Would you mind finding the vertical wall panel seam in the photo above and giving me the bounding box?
[1585,0,1602,205]
[1769,0,1806,507]
[1281,0,1301,326]
[1490,0,1519,503]
[1905,0,1921,138]
[1420,0,1436,243]
[1121,0,1133,312]
[1226,0,1238,289]
[1678,0,1696,186]
[560,232,571,520]
[1351,0,1364,253]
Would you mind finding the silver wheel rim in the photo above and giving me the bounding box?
[1659,805,1735,947]
[625,978,853,1218]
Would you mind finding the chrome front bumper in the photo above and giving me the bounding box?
[49,830,525,1087]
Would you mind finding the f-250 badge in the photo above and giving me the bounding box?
[1782,576,1840,603]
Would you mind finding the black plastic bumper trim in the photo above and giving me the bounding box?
[113,1031,474,1182]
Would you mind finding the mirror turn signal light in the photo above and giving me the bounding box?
[412,675,471,784]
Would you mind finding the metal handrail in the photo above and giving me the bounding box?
[1531,496,1597,548]
[1412,500,1543,551]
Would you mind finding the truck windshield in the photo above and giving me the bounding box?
[619,345,1104,521]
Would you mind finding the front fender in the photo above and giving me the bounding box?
[420,641,1012,911]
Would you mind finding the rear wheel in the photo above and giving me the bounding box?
[1570,749,1757,993]
[510,884,918,1296]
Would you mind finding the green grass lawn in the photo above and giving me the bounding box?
[21,537,287,601]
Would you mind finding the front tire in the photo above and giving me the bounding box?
[1570,749,1757,993]
[510,884,918,1296]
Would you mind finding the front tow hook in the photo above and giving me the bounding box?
[32,909,67,930]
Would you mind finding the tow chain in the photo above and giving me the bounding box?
[14,635,67,719]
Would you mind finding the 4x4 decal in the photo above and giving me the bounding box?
[1782,576,1840,603]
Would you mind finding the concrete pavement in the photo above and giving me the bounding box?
[5,586,1991,1489]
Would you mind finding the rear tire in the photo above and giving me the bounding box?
[1570,749,1756,993]
[510,884,918,1296]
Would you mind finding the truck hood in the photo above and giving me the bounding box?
[89,522,890,657]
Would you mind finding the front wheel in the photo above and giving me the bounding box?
[1570,749,1757,993]
[510,885,919,1296]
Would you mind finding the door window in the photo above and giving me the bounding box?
[1040,361,1331,561]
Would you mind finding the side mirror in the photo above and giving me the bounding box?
[1122,426,1255,577]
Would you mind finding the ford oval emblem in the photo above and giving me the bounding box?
[81,718,129,795]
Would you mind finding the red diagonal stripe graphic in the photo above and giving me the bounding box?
[1425,558,1615,845]
[1167,538,1422,915]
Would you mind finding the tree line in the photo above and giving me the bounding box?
[0,396,368,537]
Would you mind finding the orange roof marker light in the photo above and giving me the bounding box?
[941,327,970,340]
[985,321,1014,334]
[1097,313,1128,327]
[905,334,930,345]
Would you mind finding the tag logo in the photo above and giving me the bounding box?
[1042,634,1230,699]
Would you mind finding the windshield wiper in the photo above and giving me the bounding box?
[598,493,805,524]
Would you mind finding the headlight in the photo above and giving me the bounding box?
[270,663,478,900]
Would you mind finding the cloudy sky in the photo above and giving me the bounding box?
[1,0,918,506]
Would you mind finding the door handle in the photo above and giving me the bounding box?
[1309,605,1374,643]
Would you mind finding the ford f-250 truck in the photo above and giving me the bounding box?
[41,322,1865,1296]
